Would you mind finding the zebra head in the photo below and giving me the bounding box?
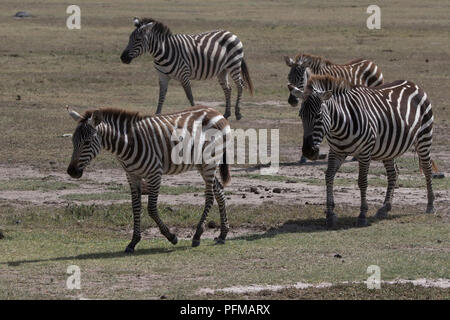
[285,56,310,107]
[67,108,103,179]
[120,17,154,64]
[291,84,332,160]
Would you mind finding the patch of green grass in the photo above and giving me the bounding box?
[0,201,448,299]
[61,185,205,202]
[0,178,78,191]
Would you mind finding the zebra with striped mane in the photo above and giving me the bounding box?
[289,72,436,228]
[284,52,384,107]
[67,106,231,252]
[120,17,254,120]
[284,52,384,164]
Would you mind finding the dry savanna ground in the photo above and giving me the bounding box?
[0,0,449,299]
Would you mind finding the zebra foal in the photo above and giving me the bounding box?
[289,72,436,228]
[285,52,383,107]
[120,17,254,120]
[66,106,231,252]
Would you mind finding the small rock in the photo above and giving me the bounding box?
[425,59,429,63]
[264,187,270,191]
[207,220,217,229]
[260,196,264,199]
[160,295,167,300]
[273,188,282,193]
[49,161,56,165]
[250,186,259,194]
[14,11,32,18]
[242,194,246,199]
[0,231,4,239]
[193,194,198,197]
[432,173,445,179]
[16,95,21,101]
[334,254,342,259]
[437,240,442,243]
[15,220,21,225]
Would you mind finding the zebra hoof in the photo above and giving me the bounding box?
[169,234,178,245]
[223,112,231,119]
[124,246,135,254]
[235,113,242,121]
[356,217,368,227]
[375,209,388,219]
[214,237,226,245]
[426,206,436,214]
[326,214,337,229]
[192,239,201,247]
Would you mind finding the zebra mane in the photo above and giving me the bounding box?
[138,18,172,37]
[82,108,143,123]
[294,52,332,68]
[306,75,354,93]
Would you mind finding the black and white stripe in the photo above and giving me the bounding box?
[67,106,231,252]
[121,17,253,120]
[285,53,383,107]
[290,73,435,228]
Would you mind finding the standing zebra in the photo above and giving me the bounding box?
[285,52,384,164]
[289,72,436,228]
[66,106,231,252]
[120,17,254,120]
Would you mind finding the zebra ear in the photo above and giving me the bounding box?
[67,105,82,122]
[140,21,154,30]
[318,90,333,101]
[284,56,295,67]
[288,84,305,99]
[87,110,103,127]
[133,17,140,27]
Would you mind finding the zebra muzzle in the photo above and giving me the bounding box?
[67,165,83,179]
[120,51,132,64]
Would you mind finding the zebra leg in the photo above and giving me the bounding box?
[181,77,195,106]
[156,72,170,114]
[146,175,178,245]
[324,153,344,229]
[213,177,229,244]
[125,176,142,253]
[230,70,243,120]
[192,167,215,247]
[218,71,232,119]
[357,157,371,227]
[418,151,435,214]
[376,159,397,219]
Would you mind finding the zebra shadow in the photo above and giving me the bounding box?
[231,214,405,242]
[3,245,192,267]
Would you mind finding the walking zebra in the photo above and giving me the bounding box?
[289,72,436,228]
[66,106,231,252]
[120,17,254,120]
[284,53,384,163]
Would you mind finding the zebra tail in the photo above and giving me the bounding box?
[219,142,231,187]
[241,59,254,96]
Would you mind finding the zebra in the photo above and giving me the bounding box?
[120,17,254,120]
[289,72,436,229]
[66,105,231,252]
[284,53,384,164]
